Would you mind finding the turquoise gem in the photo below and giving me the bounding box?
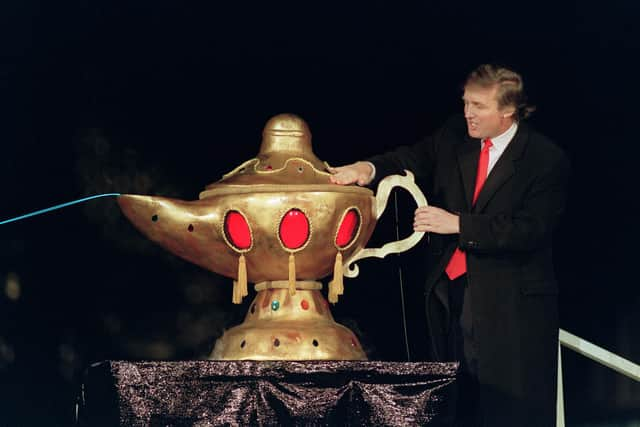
[271,300,280,311]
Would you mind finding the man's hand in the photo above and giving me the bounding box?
[328,161,374,186]
[414,206,460,234]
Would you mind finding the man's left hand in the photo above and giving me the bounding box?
[413,206,460,234]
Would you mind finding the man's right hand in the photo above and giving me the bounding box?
[328,161,374,186]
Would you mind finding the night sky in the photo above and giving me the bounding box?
[1,1,639,425]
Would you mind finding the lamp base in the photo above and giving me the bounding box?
[210,282,367,360]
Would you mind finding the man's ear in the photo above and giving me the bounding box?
[502,108,516,118]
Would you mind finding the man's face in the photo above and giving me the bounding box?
[463,84,515,139]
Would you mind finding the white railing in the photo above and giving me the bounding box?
[556,329,640,427]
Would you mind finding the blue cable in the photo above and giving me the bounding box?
[0,193,121,225]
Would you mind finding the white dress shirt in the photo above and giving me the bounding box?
[486,121,518,175]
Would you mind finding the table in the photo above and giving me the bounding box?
[76,360,458,426]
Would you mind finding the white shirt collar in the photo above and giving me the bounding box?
[485,121,518,149]
[485,121,518,174]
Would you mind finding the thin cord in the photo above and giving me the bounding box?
[0,193,121,225]
[394,190,411,362]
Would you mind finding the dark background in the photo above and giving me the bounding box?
[1,1,639,425]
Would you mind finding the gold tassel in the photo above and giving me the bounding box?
[329,252,344,304]
[232,254,248,304]
[328,252,344,304]
[238,254,248,298]
[333,252,344,297]
[328,280,338,304]
[232,280,240,304]
[288,253,296,296]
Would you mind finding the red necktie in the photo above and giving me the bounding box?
[445,139,493,280]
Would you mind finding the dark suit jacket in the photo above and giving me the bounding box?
[368,114,570,426]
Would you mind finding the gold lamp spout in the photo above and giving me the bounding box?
[117,194,235,278]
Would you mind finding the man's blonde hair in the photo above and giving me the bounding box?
[465,64,536,120]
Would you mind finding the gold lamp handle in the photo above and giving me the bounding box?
[344,170,428,278]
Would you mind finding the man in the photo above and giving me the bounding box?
[330,64,570,426]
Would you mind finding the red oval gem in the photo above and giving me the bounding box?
[336,209,360,248]
[279,209,309,249]
[300,300,309,310]
[224,211,252,250]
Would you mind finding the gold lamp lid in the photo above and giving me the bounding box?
[200,113,372,199]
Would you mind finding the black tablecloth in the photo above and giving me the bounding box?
[77,360,458,426]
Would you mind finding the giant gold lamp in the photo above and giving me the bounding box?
[118,113,427,360]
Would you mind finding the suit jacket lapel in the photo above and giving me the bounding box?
[456,136,480,210]
[473,124,529,213]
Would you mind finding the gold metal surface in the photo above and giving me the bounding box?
[117,113,428,361]
[118,189,377,283]
[205,113,329,189]
[255,280,323,291]
[210,285,366,360]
